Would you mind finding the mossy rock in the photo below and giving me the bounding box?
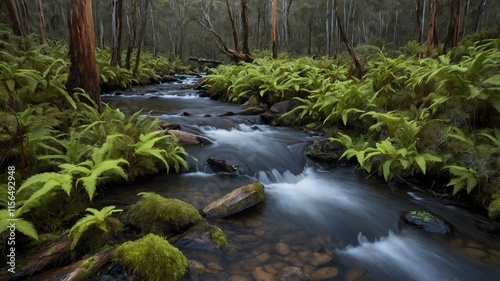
[113,234,188,281]
[202,182,265,218]
[124,192,202,234]
[172,222,228,251]
[402,210,451,234]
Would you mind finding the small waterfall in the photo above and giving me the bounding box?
[338,230,500,281]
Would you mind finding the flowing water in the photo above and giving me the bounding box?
[101,75,500,281]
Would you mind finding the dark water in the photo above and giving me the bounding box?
[101,76,500,281]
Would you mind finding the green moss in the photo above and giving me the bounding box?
[209,226,228,248]
[408,211,434,222]
[113,234,188,281]
[241,182,265,202]
[125,192,202,234]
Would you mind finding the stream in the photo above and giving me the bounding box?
[101,75,500,281]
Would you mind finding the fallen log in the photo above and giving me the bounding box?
[188,57,223,65]
[30,248,116,281]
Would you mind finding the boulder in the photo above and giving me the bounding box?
[202,182,265,218]
[305,139,347,165]
[270,99,300,114]
[401,210,451,234]
[171,223,228,251]
[161,75,179,83]
[276,267,310,281]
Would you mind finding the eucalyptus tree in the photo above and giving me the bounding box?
[66,0,102,112]
[111,0,123,66]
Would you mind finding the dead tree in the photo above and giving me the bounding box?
[198,0,254,63]
[333,0,364,78]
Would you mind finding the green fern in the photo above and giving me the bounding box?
[69,205,123,249]
[444,165,478,195]
[488,193,500,219]
[60,135,129,200]
[0,210,38,240]
[16,172,73,214]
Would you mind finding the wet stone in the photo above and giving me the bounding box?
[276,266,310,281]
[264,265,278,275]
[254,229,266,237]
[227,275,249,281]
[275,242,291,255]
[464,247,489,259]
[310,267,340,281]
[256,253,271,263]
[252,267,276,281]
[312,252,332,266]
[402,210,451,234]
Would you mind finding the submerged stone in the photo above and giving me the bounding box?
[202,182,265,218]
[402,210,451,234]
[277,266,310,281]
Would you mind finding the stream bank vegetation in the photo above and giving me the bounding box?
[201,35,500,220]
[0,24,194,279]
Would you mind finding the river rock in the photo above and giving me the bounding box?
[305,138,346,165]
[276,266,310,281]
[171,223,228,251]
[402,210,451,234]
[161,75,179,83]
[252,267,276,281]
[202,182,265,218]
[310,267,339,281]
[170,130,212,145]
[159,121,181,130]
[228,275,250,281]
[312,252,332,265]
[239,107,267,115]
[256,253,271,263]
[207,158,243,175]
[270,99,301,114]
[275,242,291,255]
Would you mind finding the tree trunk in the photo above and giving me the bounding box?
[18,0,31,36]
[36,0,46,44]
[241,0,250,55]
[333,0,363,78]
[111,0,123,66]
[416,0,423,42]
[461,0,470,37]
[225,0,240,52]
[133,0,150,74]
[425,0,438,57]
[66,0,102,112]
[6,0,25,36]
[474,0,487,32]
[444,0,461,52]
[125,0,137,70]
[149,0,157,57]
[271,0,278,58]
